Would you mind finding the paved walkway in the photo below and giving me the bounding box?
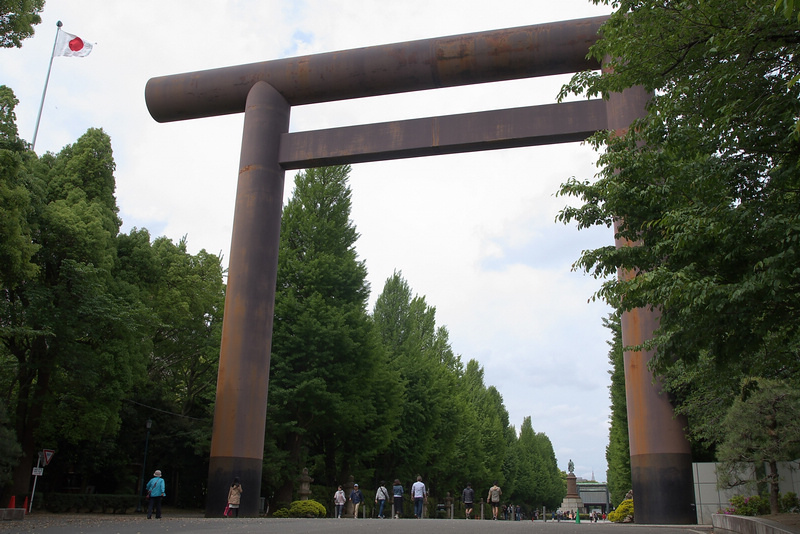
[0,514,714,534]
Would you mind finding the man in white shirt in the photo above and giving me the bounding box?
[411,476,427,518]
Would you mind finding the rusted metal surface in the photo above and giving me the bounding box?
[145,16,607,123]
[620,306,692,456]
[278,100,607,169]
[608,85,695,524]
[205,81,290,518]
[620,306,695,524]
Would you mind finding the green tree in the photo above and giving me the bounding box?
[775,0,800,23]
[603,312,631,507]
[661,354,740,460]
[453,359,508,495]
[533,431,565,509]
[0,126,150,498]
[267,165,399,501]
[557,1,800,375]
[372,271,464,497]
[0,401,21,489]
[0,0,44,48]
[141,234,225,416]
[0,87,38,290]
[716,378,800,515]
[113,229,225,505]
[0,91,37,490]
[511,417,564,509]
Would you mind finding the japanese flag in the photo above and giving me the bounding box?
[55,30,93,57]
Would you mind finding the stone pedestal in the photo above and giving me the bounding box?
[560,473,584,515]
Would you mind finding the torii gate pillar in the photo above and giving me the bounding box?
[145,16,696,522]
[205,81,290,517]
[608,86,696,524]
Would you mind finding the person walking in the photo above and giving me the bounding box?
[145,469,166,519]
[334,485,346,518]
[375,480,390,518]
[349,483,365,518]
[392,479,404,518]
[411,475,427,519]
[461,482,475,519]
[226,477,242,517]
[487,481,502,520]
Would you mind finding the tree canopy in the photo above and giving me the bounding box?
[0,85,225,503]
[267,165,400,501]
[558,0,800,509]
[0,0,44,48]
[557,0,800,375]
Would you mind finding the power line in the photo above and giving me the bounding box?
[124,399,206,421]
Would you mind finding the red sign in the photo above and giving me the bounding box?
[42,449,55,466]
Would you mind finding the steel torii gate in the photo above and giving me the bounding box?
[146,16,695,524]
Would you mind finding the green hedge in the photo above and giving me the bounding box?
[42,493,137,514]
[289,499,326,518]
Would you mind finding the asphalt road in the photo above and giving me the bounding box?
[0,514,714,534]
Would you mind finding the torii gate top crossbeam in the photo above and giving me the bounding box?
[145,16,606,123]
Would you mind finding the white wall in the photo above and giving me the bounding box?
[693,461,800,525]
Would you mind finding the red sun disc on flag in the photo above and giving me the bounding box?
[68,37,84,51]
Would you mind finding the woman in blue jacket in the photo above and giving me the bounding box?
[146,469,166,519]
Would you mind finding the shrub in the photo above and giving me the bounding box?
[272,507,290,518]
[608,499,634,522]
[780,492,799,514]
[728,495,770,516]
[288,499,326,518]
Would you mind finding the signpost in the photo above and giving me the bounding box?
[29,449,54,513]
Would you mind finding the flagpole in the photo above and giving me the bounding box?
[32,20,62,151]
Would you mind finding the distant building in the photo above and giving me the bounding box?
[576,482,610,514]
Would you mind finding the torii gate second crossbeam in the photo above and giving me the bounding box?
[145,15,696,524]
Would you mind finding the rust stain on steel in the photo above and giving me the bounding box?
[622,306,691,458]
[277,100,607,169]
[209,82,289,461]
[145,16,607,123]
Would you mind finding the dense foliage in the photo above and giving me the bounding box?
[603,312,630,507]
[557,0,800,515]
[558,0,800,374]
[0,0,44,48]
[266,165,399,502]
[0,86,225,505]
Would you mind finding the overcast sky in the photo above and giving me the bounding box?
[4,0,618,483]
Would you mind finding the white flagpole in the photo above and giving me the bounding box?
[32,20,62,151]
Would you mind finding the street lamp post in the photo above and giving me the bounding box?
[135,419,152,513]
